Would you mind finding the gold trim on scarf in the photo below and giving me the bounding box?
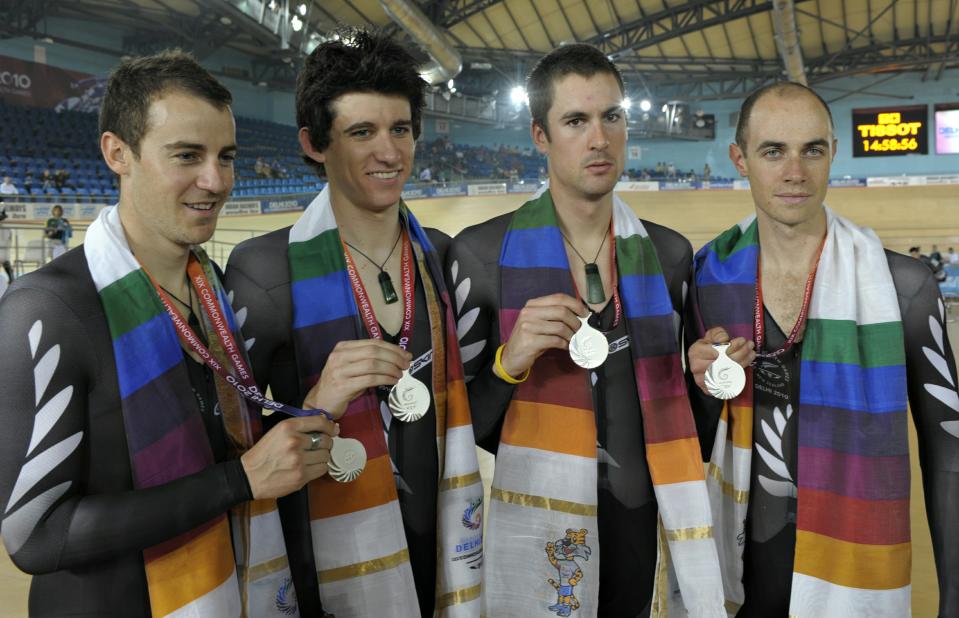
[435,583,482,609]
[241,554,290,581]
[665,525,714,541]
[726,599,743,613]
[491,487,597,516]
[439,471,482,491]
[707,462,749,504]
[316,548,411,583]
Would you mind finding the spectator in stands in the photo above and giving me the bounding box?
[930,244,943,266]
[449,42,724,617]
[40,168,54,189]
[0,49,333,617]
[254,156,270,178]
[270,158,287,179]
[225,29,482,618]
[44,204,73,259]
[419,165,432,182]
[23,171,34,194]
[0,176,18,195]
[949,247,959,264]
[689,83,958,616]
[53,168,70,191]
[703,162,711,180]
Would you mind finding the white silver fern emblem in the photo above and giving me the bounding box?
[924,299,959,438]
[227,290,255,352]
[756,404,798,498]
[450,259,486,377]
[2,320,81,556]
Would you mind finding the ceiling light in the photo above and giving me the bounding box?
[448,79,455,89]
[510,85,527,106]
[639,99,651,112]
[298,3,308,16]
[622,97,632,110]
[268,0,277,10]
[291,15,303,31]
[219,15,232,25]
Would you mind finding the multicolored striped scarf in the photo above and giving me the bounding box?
[85,205,294,617]
[287,185,483,617]
[485,188,724,617]
[693,208,909,617]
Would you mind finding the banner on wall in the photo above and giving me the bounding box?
[828,178,867,188]
[628,145,642,160]
[435,118,450,134]
[467,183,508,196]
[262,197,309,213]
[432,183,468,197]
[615,181,659,192]
[0,54,102,109]
[223,200,263,216]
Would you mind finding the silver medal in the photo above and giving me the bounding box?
[388,370,430,422]
[328,436,367,483]
[568,314,609,369]
[704,343,746,400]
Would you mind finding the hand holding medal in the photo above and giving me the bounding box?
[689,327,755,400]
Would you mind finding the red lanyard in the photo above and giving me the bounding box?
[342,229,415,349]
[754,237,826,358]
[147,256,328,419]
[570,222,621,329]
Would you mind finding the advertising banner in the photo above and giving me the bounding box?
[467,183,508,196]
[223,200,263,216]
[0,54,100,109]
[702,180,734,190]
[508,182,540,194]
[401,187,429,200]
[432,183,468,197]
[614,181,659,192]
[262,197,309,213]
[660,181,698,191]
[828,178,867,188]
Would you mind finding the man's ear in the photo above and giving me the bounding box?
[728,142,749,177]
[531,120,550,155]
[101,132,132,176]
[299,127,325,164]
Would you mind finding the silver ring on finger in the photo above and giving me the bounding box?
[307,431,323,451]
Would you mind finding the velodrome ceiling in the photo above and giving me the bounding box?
[2,0,957,100]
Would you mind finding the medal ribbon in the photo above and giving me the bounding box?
[754,236,826,358]
[569,220,622,328]
[342,229,416,349]
[146,256,330,419]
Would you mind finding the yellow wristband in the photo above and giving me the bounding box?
[493,344,530,384]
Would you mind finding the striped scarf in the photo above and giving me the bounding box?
[693,208,909,617]
[85,205,293,617]
[287,186,483,617]
[485,188,724,617]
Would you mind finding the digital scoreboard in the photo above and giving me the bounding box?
[852,105,928,157]
[934,103,959,154]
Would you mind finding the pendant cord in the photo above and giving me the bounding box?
[158,279,192,311]
[343,227,403,273]
[560,227,609,265]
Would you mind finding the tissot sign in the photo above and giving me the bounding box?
[852,105,928,157]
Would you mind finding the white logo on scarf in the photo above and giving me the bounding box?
[450,259,486,380]
[756,404,798,498]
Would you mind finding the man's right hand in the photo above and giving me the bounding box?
[688,326,755,396]
[499,293,586,379]
[241,414,340,500]
[302,339,411,419]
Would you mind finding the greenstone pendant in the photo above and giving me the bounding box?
[584,263,606,304]
[378,271,398,304]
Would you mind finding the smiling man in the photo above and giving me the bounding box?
[225,30,483,617]
[0,51,339,617]
[448,44,724,617]
[687,82,959,617]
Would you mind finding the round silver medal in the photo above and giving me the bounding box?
[704,343,747,400]
[388,370,430,422]
[568,314,609,369]
[328,436,367,483]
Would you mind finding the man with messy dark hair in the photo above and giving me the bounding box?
[226,30,483,617]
